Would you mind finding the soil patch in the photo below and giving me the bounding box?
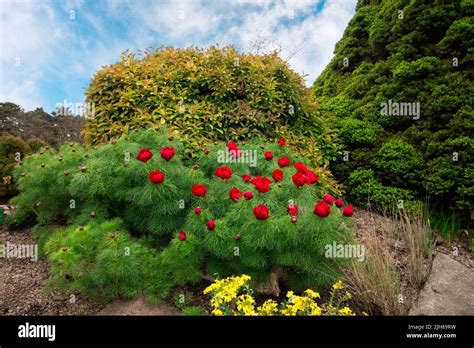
[0,225,101,315]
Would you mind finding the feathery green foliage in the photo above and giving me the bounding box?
[11,128,354,299]
[7,141,84,228]
[43,219,167,301]
[181,139,354,289]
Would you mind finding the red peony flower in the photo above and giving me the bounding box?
[253,204,269,220]
[305,170,318,185]
[278,139,286,146]
[191,184,207,197]
[251,176,271,193]
[137,148,153,162]
[215,166,232,180]
[278,157,291,167]
[343,205,354,217]
[207,219,216,230]
[229,187,243,201]
[292,172,306,187]
[195,206,201,215]
[179,230,187,241]
[264,151,274,160]
[160,146,175,161]
[227,141,241,158]
[255,181,270,193]
[148,170,165,184]
[314,201,331,218]
[244,191,253,200]
[272,169,284,182]
[323,194,335,205]
[335,198,344,208]
[294,162,307,172]
[288,204,299,216]
[242,174,251,183]
[227,141,238,151]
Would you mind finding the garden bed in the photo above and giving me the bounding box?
[5,206,471,316]
[0,225,100,315]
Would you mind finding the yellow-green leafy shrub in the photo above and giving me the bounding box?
[0,134,51,199]
[83,46,340,175]
[26,138,49,153]
[0,134,30,198]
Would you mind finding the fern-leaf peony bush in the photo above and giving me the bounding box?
[9,128,355,299]
[183,139,354,290]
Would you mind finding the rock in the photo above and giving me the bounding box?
[409,253,474,315]
[97,295,180,316]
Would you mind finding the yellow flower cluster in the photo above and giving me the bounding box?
[304,289,321,299]
[338,306,355,316]
[204,275,360,317]
[332,280,343,290]
[281,291,323,316]
[236,294,257,316]
[203,275,251,314]
[256,299,279,316]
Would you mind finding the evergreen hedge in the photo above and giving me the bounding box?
[313,0,474,216]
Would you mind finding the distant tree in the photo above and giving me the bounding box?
[0,102,85,146]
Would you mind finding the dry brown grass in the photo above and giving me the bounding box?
[392,210,434,287]
[343,210,403,315]
[343,208,434,315]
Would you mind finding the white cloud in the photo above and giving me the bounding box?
[0,0,357,111]
[0,0,66,110]
[0,0,133,110]
[1,72,44,111]
[126,0,223,40]
[118,0,356,86]
[213,0,356,85]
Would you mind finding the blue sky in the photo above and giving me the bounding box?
[0,0,356,113]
